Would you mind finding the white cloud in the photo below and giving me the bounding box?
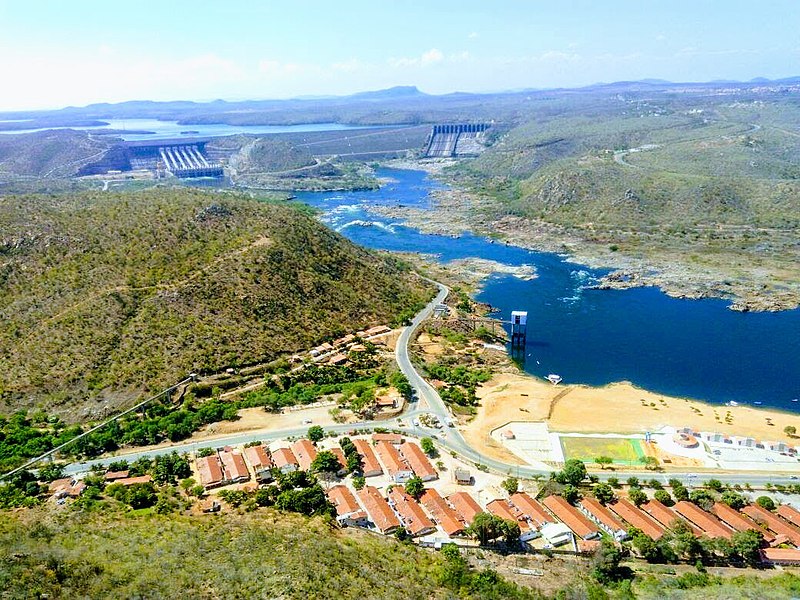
[468,32,479,40]
[388,48,448,68]
[421,48,444,66]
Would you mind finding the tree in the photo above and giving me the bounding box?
[628,487,648,507]
[785,425,797,437]
[352,475,366,490]
[591,539,624,584]
[593,483,615,505]
[395,526,410,542]
[37,462,65,483]
[307,425,324,443]
[311,450,341,475]
[689,489,715,511]
[631,531,661,562]
[501,477,519,495]
[720,490,746,510]
[594,456,613,470]
[405,476,425,500]
[562,484,580,504]
[653,489,674,506]
[705,478,723,492]
[731,530,764,566]
[626,477,640,488]
[556,459,587,486]
[756,496,776,511]
[500,519,521,546]
[420,437,437,457]
[641,456,660,471]
[607,477,620,488]
[467,512,504,545]
[126,482,157,509]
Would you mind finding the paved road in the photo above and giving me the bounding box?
[60,276,800,489]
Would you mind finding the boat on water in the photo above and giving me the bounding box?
[754,401,763,405]
[546,374,562,385]
[793,399,799,403]
[726,401,739,407]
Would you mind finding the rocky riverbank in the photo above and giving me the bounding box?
[368,168,800,312]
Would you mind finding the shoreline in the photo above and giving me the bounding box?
[463,371,800,469]
[374,160,800,313]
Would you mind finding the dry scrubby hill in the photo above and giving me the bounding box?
[0,130,110,178]
[450,98,800,308]
[0,189,431,417]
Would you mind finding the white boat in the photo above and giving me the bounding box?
[546,374,563,385]
[726,401,739,407]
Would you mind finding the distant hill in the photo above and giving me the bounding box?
[0,189,432,418]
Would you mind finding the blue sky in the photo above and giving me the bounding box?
[0,0,797,110]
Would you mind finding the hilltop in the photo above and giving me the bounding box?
[0,188,432,418]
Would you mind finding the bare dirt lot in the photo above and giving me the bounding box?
[464,373,800,466]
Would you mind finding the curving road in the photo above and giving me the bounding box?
[61,276,800,489]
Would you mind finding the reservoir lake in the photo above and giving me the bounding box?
[296,168,800,411]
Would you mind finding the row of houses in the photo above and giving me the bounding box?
[195,441,310,489]
[374,437,438,483]
[307,325,392,359]
[327,483,483,537]
[678,427,795,454]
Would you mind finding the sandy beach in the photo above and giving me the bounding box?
[464,372,800,465]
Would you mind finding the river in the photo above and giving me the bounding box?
[295,168,800,410]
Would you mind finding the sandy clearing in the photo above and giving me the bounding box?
[464,373,800,462]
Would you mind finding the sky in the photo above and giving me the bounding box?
[0,0,798,111]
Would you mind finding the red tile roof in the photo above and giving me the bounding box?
[388,487,435,537]
[541,495,600,540]
[743,504,800,546]
[580,497,626,533]
[509,493,555,528]
[375,440,412,479]
[330,447,348,470]
[420,489,465,536]
[353,439,382,476]
[487,499,529,530]
[372,433,403,444]
[712,502,774,541]
[358,486,401,533]
[761,547,800,564]
[271,447,299,469]
[448,492,483,526]
[673,501,733,539]
[776,504,800,529]
[399,442,438,480]
[196,455,224,487]
[104,470,129,480]
[292,439,318,471]
[327,485,362,516]
[243,445,273,470]
[219,450,250,482]
[113,475,154,487]
[608,498,665,540]
[642,499,703,536]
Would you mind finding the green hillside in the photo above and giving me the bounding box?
[0,130,111,178]
[0,188,432,417]
[0,508,539,599]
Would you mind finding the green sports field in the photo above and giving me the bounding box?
[560,436,645,465]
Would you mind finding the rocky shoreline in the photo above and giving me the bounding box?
[370,164,800,313]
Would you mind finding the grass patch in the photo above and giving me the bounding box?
[560,436,644,464]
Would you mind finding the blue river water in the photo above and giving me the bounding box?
[295,168,800,410]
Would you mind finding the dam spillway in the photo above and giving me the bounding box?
[80,138,224,178]
[425,123,490,158]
